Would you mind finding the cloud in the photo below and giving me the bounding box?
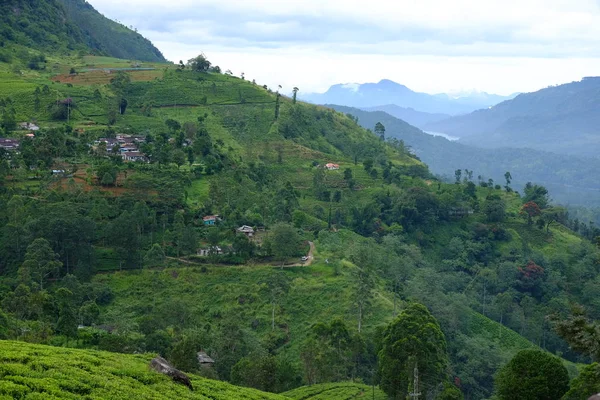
[88,0,600,94]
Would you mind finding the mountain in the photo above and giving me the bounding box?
[424,77,600,157]
[57,0,166,62]
[0,0,165,62]
[330,104,600,206]
[362,104,450,128]
[301,79,516,115]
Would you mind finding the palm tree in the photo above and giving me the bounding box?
[292,87,299,103]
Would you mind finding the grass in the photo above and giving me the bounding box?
[0,340,287,400]
[283,382,387,400]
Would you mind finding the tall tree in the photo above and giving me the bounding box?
[495,350,569,400]
[378,303,449,400]
[292,87,299,104]
[19,238,62,290]
[268,223,301,267]
[374,122,386,141]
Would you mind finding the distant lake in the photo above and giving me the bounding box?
[424,131,460,141]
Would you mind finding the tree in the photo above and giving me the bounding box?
[540,207,566,233]
[523,182,550,209]
[101,172,115,186]
[504,171,512,192]
[344,168,355,189]
[378,303,449,400]
[520,201,541,225]
[231,355,278,392]
[264,272,291,330]
[563,363,600,400]
[455,169,462,184]
[551,306,600,361]
[495,350,569,400]
[483,194,506,223]
[374,122,385,141]
[165,119,181,133]
[19,238,62,290]
[55,288,78,340]
[187,53,211,72]
[268,223,301,266]
[144,244,166,268]
[292,87,299,104]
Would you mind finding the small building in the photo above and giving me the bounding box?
[121,151,147,162]
[325,163,340,170]
[236,225,255,237]
[52,169,66,175]
[197,246,223,257]
[18,122,40,131]
[197,351,215,368]
[203,215,220,226]
[0,138,20,151]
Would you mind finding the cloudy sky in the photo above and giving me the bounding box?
[89,0,600,95]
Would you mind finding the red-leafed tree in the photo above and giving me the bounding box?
[520,201,541,225]
[517,261,545,295]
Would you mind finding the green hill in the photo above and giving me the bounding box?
[330,104,600,207]
[0,53,597,400]
[0,340,286,399]
[0,0,165,62]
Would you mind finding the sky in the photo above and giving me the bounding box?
[88,0,600,95]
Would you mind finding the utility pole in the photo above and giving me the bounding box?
[409,362,421,400]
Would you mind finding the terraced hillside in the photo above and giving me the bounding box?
[0,340,286,399]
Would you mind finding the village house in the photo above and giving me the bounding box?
[203,215,221,226]
[325,163,340,170]
[18,122,40,131]
[121,151,147,162]
[196,352,215,368]
[0,138,20,151]
[197,246,223,257]
[236,225,255,237]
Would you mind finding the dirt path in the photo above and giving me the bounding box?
[166,256,203,265]
[277,241,315,268]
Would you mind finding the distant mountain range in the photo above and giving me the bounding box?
[0,0,165,62]
[330,104,600,207]
[361,105,450,128]
[301,79,517,115]
[425,77,600,157]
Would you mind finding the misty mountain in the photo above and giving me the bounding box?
[330,104,600,206]
[424,77,600,157]
[301,79,516,115]
[362,105,450,128]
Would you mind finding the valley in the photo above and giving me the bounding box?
[1,2,600,400]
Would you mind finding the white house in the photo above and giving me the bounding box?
[325,163,340,170]
[236,225,255,237]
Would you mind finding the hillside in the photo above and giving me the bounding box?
[301,79,515,115]
[424,77,600,157]
[0,340,287,399]
[57,0,166,62]
[0,53,598,400]
[362,104,450,128]
[330,104,600,207]
[0,0,165,62]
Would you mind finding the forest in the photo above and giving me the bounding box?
[0,26,600,400]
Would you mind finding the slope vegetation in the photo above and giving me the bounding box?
[331,104,600,206]
[0,340,286,399]
[0,0,165,62]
